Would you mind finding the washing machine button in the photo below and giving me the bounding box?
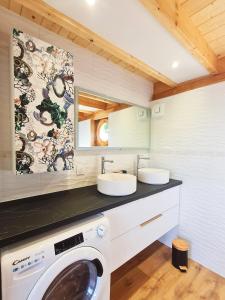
[96,225,106,238]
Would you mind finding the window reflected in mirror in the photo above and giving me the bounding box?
[77,90,150,149]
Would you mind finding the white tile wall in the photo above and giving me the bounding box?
[150,82,225,278]
[0,7,152,202]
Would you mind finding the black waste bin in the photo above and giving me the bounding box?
[172,239,189,272]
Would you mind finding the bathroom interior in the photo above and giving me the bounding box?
[0,0,225,299]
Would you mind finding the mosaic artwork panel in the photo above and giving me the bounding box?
[12,29,75,174]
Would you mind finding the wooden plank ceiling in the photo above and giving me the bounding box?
[140,0,219,74]
[140,0,225,99]
[181,0,225,58]
[1,0,225,99]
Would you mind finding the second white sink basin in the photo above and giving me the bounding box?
[97,173,137,196]
[138,168,170,185]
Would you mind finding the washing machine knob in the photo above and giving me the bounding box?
[97,224,106,238]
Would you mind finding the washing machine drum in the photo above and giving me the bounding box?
[28,247,107,300]
[43,259,101,300]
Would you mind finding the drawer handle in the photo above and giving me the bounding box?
[140,214,162,227]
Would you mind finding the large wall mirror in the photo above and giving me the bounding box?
[76,88,150,149]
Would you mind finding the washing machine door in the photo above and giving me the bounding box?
[27,247,108,300]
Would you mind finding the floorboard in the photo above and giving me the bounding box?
[110,241,225,300]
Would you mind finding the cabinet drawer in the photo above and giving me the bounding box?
[110,205,179,272]
[104,186,180,240]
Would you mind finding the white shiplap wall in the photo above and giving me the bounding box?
[150,82,225,278]
[0,7,152,202]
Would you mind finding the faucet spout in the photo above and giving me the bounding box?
[101,157,114,174]
[137,154,150,176]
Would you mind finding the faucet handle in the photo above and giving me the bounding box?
[113,170,127,174]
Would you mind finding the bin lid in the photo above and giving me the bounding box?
[172,239,189,251]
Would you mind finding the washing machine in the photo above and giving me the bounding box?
[1,214,110,300]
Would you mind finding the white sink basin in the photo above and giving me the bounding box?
[138,168,170,185]
[97,173,137,196]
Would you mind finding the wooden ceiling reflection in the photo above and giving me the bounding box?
[78,94,130,122]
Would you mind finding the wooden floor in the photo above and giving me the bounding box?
[110,241,225,300]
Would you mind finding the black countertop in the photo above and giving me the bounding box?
[0,179,182,248]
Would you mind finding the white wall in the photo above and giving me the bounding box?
[150,82,225,278]
[0,7,152,202]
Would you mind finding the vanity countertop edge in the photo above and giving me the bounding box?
[0,179,182,248]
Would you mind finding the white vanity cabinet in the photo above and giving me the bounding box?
[103,186,180,272]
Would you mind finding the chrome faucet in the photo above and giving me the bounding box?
[101,157,114,174]
[137,154,150,175]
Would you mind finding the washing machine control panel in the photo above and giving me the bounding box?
[54,232,84,255]
[12,251,45,274]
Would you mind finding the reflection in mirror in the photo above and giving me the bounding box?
[77,90,150,149]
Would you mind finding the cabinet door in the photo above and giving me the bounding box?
[110,206,179,272]
[104,186,180,240]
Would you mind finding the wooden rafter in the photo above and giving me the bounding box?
[140,0,219,73]
[78,92,114,105]
[79,110,93,115]
[5,0,175,86]
[78,103,130,121]
[92,103,130,120]
[79,96,107,110]
[78,111,91,121]
[153,72,225,100]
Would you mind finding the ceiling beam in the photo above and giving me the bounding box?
[140,0,219,73]
[78,92,114,105]
[12,0,175,86]
[78,111,92,121]
[78,103,130,121]
[79,110,94,115]
[153,72,225,100]
[79,96,107,110]
[92,103,130,120]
